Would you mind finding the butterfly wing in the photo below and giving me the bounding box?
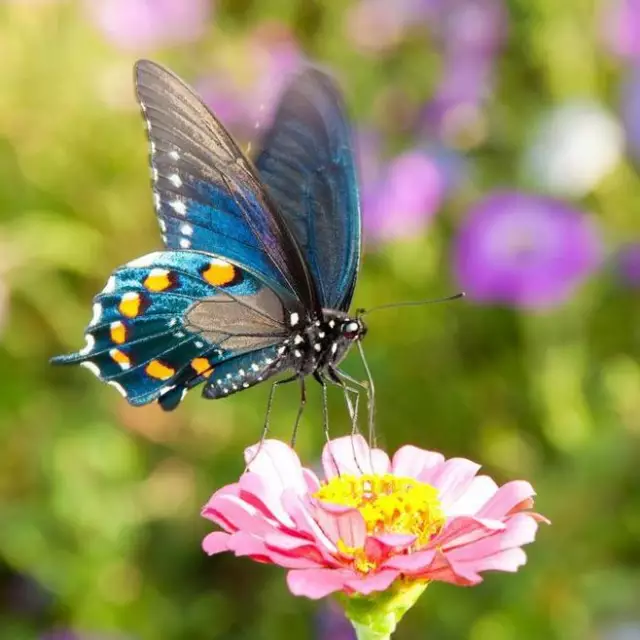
[254,68,361,311]
[51,252,291,410]
[135,59,318,314]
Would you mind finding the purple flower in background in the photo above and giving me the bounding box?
[617,244,640,287]
[454,192,602,308]
[422,0,508,145]
[344,0,438,54]
[601,0,640,60]
[363,150,445,243]
[621,65,640,163]
[316,600,356,639]
[85,0,212,51]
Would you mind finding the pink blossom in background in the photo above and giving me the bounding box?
[601,0,640,61]
[621,65,640,164]
[344,0,439,55]
[202,436,547,599]
[363,150,445,243]
[454,191,603,308]
[422,0,508,143]
[85,0,212,51]
[197,25,303,139]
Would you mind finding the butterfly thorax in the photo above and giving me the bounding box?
[281,309,367,376]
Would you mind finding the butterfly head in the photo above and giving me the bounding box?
[340,317,367,342]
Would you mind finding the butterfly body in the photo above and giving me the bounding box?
[53,60,365,415]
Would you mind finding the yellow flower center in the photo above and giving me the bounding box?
[314,474,445,573]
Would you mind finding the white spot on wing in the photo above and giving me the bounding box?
[314,343,322,352]
[169,174,182,188]
[171,200,186,216]
[290,312,299,326]
[89,303,102,327]
[294,350,302,357]
[128,252,161,268]
[153,192,161,209]
[195,341,204,348]
[251,363,260,372]
[181,223,193,236]
[159,219,167,232]
[103,276,116,293]
[331,343,338,354]
[80,334,95,355]
[169,150,180,160]
[179,238,191,249]
[294,335,304,345]
[80,361,101,378]
[107,380,127,397]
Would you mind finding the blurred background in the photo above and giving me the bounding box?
[0,0,639,638]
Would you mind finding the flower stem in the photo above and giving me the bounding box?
[338,581,428,640]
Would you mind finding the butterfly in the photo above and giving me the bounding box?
[52,59,371,433]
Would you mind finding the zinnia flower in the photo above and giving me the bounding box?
[202,436,546,600]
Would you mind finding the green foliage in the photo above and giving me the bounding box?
[0,1,638,639]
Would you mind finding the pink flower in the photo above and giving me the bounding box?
[202,437,548,599]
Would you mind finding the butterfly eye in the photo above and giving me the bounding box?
[342,321,360,339]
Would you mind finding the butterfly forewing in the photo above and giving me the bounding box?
[254,68,361,311]
[134,59,318,313]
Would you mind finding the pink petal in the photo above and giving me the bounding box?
[303,468,321,493]
[229,532,324,569]
[238,472,295,527]
[244,439,307,495]
[382,549,436,572]
[280,490,340,561]
[202,531,231,555]
[313,503,367,548]
[446,475,499,517]
[436,516,506,551]
[428,458,481,508]
[345,569,399,595]
[391,445,445,478]
[322,435,388,478]
[446,513,539,562]
[204,493,279,536]
[477,481,536,519]
[371,533,417,549]
[287,568,353,599]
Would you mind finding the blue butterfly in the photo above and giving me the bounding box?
[52,60,370,427]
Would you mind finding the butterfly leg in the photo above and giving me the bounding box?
[289,376,307,448]
[326,368,362,438]
[246,374,298,470]
[333,363,375,447]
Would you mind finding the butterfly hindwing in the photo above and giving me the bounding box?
[51,251,288,409]
[254,68,361,311]
[134,59,318,313]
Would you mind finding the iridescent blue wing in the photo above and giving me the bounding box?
[254,68,361,311]
[134,59,318,314]
[51,252,290,410]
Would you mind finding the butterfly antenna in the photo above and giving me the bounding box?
[357,292,465,317]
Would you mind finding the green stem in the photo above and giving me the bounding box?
[338,581,428,640]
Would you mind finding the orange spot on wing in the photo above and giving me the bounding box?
[202,259,237,287]
[191,357,213,377]
[145,359,175,380]
[144,269,174,292]
[110,348,131,368]
[110,321,127,344]
[119,292,141,318]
